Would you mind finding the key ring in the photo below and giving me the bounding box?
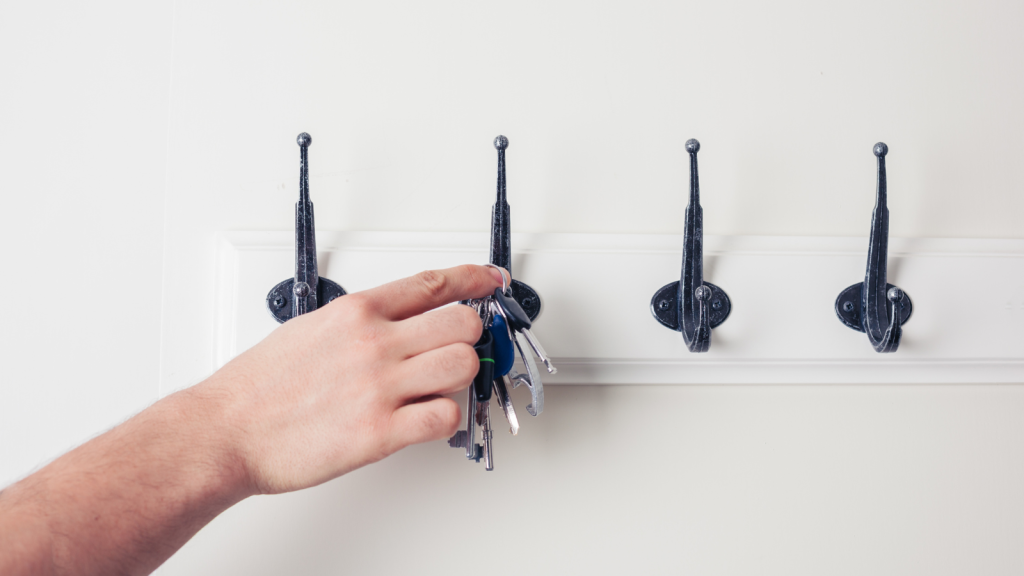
[483,264,510,295]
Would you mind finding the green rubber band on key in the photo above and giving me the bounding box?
[480,358,495,363]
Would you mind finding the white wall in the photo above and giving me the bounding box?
[0,2,172,487]
[2,1,1024,574]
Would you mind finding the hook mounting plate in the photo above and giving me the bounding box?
[510,279,541,322]
[834,282,913,333]
[266,277,347,323]
[650,281,731,332]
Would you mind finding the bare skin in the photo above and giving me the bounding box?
[0,264,505,576]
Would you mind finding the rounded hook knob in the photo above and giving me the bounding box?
[297,132,312,147]
[685,138,700,154]
[887,286,903,302]
[873,142,888,157]
[494,135,509,150]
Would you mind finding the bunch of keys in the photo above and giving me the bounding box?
[448,265,557,470]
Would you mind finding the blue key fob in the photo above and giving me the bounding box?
[489,314,515,377]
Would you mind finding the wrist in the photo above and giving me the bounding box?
[164,382,258,502]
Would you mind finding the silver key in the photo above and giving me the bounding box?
[486,298,524,430]
[520,327,556,375]
[476,399,493,471]
[448,387,480,461]
[490,290,557,377]
[448,291,529,470]
[511,331,545,416]
[493,376,519,435]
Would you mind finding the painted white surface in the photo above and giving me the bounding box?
[0,0,1023,574]
[157,0,1024,392]
[216,231,1024,384]
[0,1,172,487]
[159,385,1024,576]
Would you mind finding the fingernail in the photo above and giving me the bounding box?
[486,266,507,285]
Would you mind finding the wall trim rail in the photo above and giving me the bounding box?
[214,232,1024,384]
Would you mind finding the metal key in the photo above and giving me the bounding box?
[510,332,545,416]
[476,398,493,471]
[520,329,555,375]
[448,384,480,461]
[447,267,546,468]
[448,296,507,468]
[494,288,557,375]
[484,296,537,422]
[493,376,519,435]
[488,289,547,416]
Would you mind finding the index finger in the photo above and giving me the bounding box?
[361,264,506,320]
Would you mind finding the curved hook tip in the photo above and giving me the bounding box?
[297,133,312,148]
[685,138,700,154]
[873,142,888,157]
[494,135,509,150]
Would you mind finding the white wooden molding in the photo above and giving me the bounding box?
[214,232,1024,384]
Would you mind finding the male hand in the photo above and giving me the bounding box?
[205,264,505,494]
[0,265,507,576]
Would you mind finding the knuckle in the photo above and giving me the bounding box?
[466,264,490,290]
[436,400,461,435]
[332,294,392,355]
[360,325,391,356]
[336,293,374,321]
[416,269,450,300]
[447,343,479,378]
[453,305,483,340]
[418,401,461,439]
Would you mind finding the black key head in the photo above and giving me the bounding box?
[494,288,531,331]
[473,330,495,402]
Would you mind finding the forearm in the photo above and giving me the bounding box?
[0,383,254,576]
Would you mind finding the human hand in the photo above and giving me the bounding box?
[202,264,505,495]
[0,264,506,574]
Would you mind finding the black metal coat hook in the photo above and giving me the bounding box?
[650,139,731,353]
[491,135,541,321]
[835,142,913,352]
[266,133,346,323]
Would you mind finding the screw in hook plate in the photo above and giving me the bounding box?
[273,296,287,309]
[711,299,723,311]
[658,299,671,311]
[843,301,855,312]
